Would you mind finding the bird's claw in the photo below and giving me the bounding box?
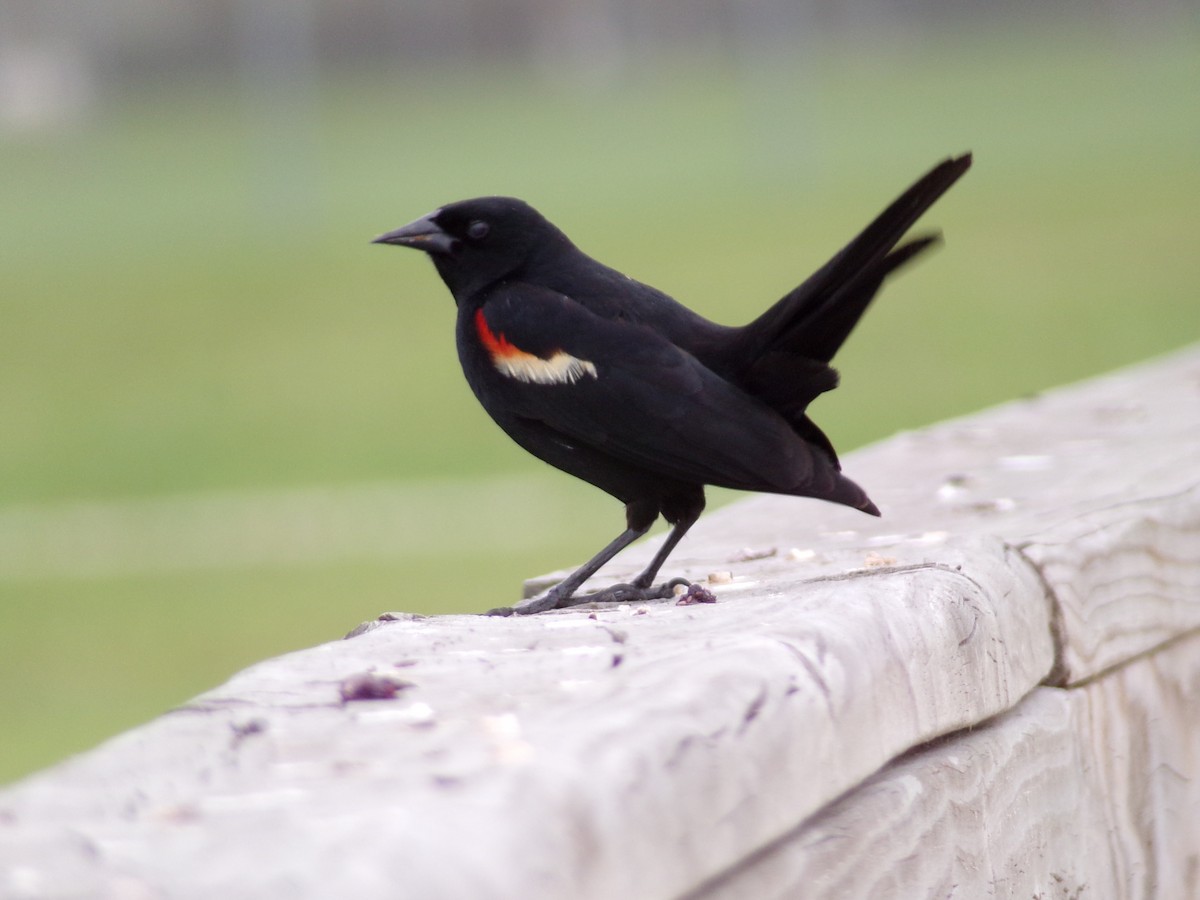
[589,577,689,605]
[483,588,567,617]
[484,577,690,617]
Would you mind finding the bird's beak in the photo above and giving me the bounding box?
[371,213,458,255]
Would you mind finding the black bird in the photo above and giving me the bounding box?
[375,154,971,614]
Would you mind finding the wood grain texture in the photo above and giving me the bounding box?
[692,630,1200,900]
[2,347,1198,899]
[1018,485,1200,686]
[0,539,1052,900]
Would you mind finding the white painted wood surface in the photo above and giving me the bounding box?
[2,346,1198,899]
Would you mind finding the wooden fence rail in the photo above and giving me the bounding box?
[2,346,1198,899]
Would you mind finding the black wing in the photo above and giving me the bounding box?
[467,284,857,501]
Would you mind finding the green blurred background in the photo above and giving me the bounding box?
[1,4,1198,784]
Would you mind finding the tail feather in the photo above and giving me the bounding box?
[773,232,942,364]
[731,155,970,446]
[741,154,972,366]
[819,469,881,517]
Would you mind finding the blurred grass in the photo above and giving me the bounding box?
[1,23,1198,784]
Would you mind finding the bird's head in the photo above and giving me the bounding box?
[373,197,572,301]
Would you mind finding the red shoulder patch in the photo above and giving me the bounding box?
[474,308,520,360]
[473,308,598,385]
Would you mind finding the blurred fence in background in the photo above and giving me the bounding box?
[0,0,1192,133]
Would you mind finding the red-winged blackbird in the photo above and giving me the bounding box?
[375,154,971,615]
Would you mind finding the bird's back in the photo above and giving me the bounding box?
[532,247,736,355]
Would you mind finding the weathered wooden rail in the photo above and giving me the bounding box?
[2,347,1198,899]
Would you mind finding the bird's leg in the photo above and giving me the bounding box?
[485,493,708,616]
[627,507,700,590]
[578,501,703,605]
[487,524,650,616]
[513,494,704,614]
[485,500,660,616]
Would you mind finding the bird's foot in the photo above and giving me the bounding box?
[581,577,692,607]
[484,577,690,617]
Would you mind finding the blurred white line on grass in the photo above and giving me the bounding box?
[0,475,596,580]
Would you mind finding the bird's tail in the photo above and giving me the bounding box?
[739,154,972,369]
[731,154,971,472]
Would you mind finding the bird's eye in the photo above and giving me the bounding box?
[467,220,490,241]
